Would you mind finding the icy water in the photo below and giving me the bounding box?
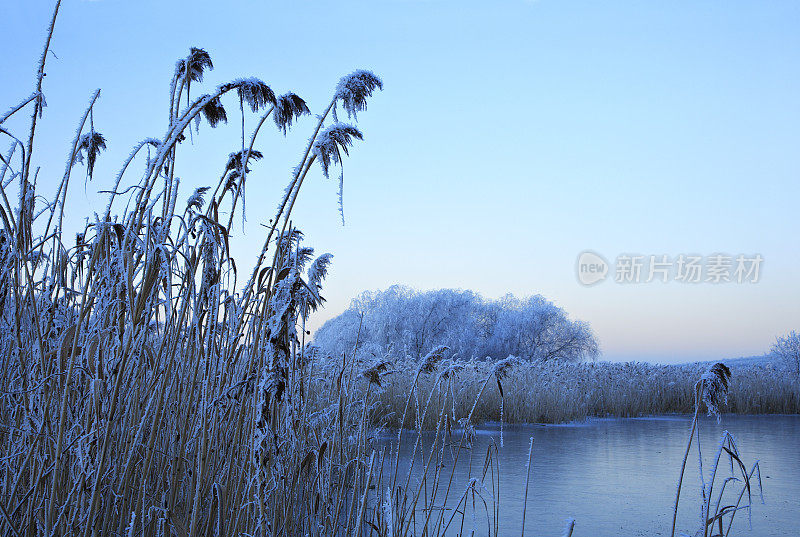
[383,415,799,537]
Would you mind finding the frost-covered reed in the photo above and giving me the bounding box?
[0,4,524,537]
[366,357,798,428]
[0,4,463,536]
[670,363,763,537]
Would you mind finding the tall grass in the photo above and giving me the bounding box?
[366,357,798,428]
[0,4,538,537]
[0,4,432,536]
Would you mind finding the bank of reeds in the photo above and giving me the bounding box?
[367,357,798,428]
[0,3,545,536]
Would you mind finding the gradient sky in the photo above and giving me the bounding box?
[2,0,799,363]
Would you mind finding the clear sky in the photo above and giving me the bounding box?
[2,0,799,363]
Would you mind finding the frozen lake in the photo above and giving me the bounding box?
[383,415,800,537]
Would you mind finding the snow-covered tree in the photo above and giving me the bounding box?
[771,330,800,381]
[312,286,599,362]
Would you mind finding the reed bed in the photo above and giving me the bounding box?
[366,358,799,428]
[0,4,541,537]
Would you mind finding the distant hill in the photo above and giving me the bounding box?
[687,354,772,369]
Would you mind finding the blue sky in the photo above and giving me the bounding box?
[2,0,798,363]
